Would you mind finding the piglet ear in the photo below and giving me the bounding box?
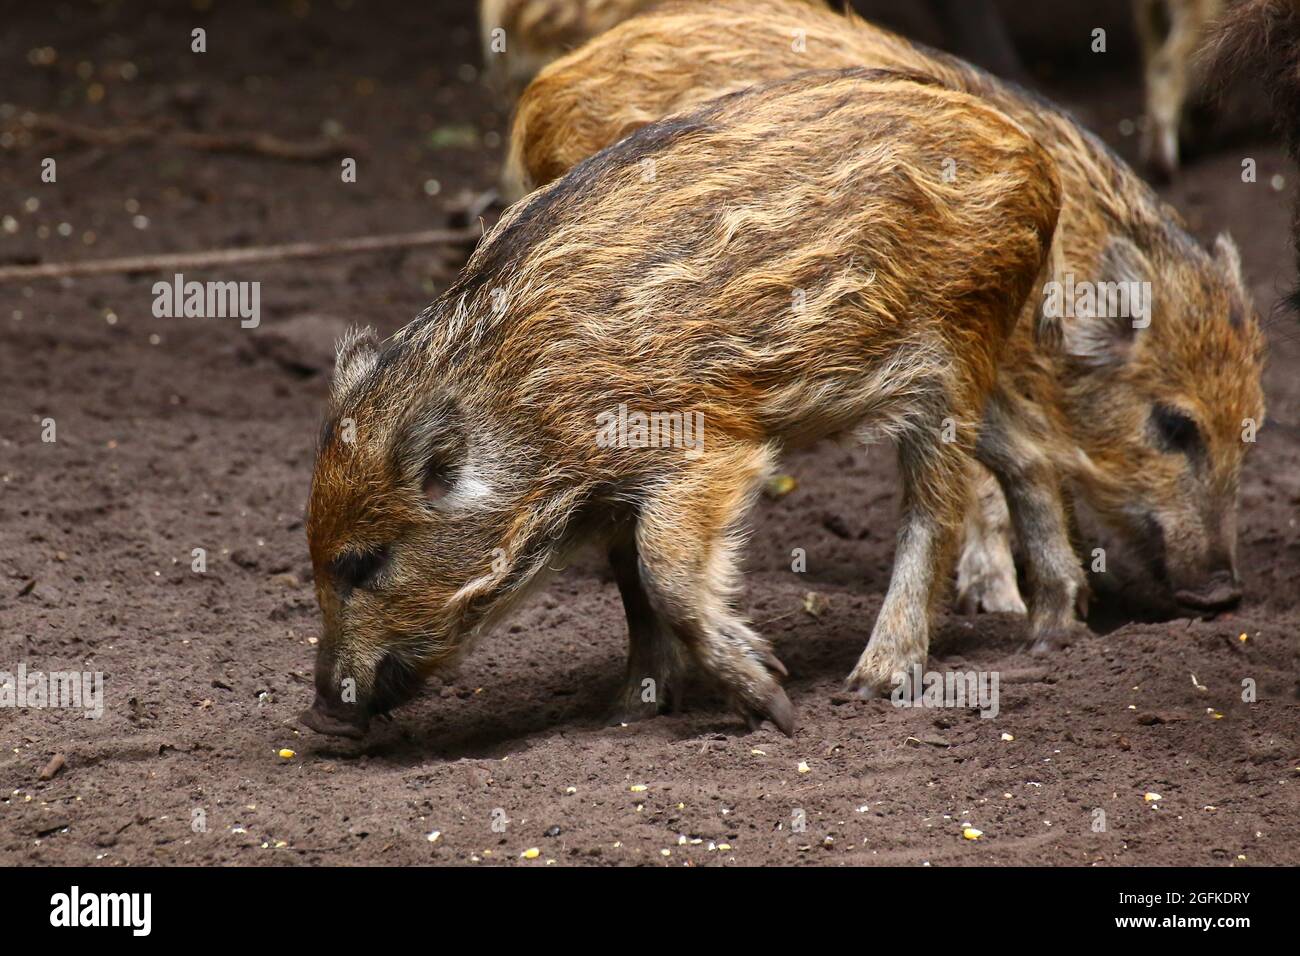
[389,394,466,504]
[1212,232,1247,294]
[1060,236,1151,367]
[422,462,455,503]
[332,326,379,401]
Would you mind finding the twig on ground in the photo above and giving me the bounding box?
[0,227,482,282]
[10,111,365,161]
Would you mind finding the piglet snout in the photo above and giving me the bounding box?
[1174,570,1243,613]
[300,693,369,739]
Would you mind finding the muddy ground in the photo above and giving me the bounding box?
[1,0,1297,866]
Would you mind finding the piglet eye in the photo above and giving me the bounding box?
[330,547,389,592]
[1151,405,1201,455]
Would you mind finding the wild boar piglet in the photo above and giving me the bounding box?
[301,68,1061,739]
[508,0,1267,634]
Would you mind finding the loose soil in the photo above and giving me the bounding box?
[1,0,1297,866]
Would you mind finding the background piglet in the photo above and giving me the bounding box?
[478,0,664,103]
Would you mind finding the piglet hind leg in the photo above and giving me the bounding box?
[633,442,794,736]
[955,463,1027,616]
[846,419,966,699]
[606,534,688,725]
[975,386,1089,653]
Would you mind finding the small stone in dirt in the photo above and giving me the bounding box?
[230,549,259,570]
[38,753,65,781]
[821,513,853,539]
[35,819,71,838]
[29,582,62,606]
[269,572,299,588]
[463,764,491,788]
[545,825,561,838]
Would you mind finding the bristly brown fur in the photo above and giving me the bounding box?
[303,69,1061,736]
[507,0,1267,639]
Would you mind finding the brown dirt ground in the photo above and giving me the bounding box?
[1,0,1297,867]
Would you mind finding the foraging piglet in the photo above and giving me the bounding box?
[507,0,1267,630]
[478,0,664,102]
[485,0,1223,182]
[479,0,1027,109]
[301,68,1061,738]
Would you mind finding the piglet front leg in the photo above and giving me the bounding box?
[631,440,794,735]
[847,410,969,698]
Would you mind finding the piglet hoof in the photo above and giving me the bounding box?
[1139,120,1179,183]
[955,571,1027,616]
[1027,620,1088,656]
[605,687,674,726]
[845,648,918,701]
[737,684,796,737]
[850,682,882,700]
